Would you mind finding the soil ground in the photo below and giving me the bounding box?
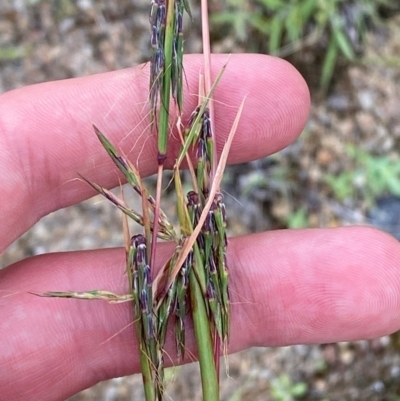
[2,1,400,400]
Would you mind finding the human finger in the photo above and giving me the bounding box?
[0,54,309,250]
[1,226,399,400]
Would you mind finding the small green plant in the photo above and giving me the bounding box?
[211,0,388,89]
[270,374,308,401]
[285,207,309,229]
[324,145,400,207]
[233,157,306,228]
[0,47,24,61]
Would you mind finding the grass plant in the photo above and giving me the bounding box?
[39,1,243,399]
[211,0,389,90]
[324,145,400,207]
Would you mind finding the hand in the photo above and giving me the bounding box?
[1,54,399,401]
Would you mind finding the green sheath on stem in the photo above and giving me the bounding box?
[158,0,176,160]
[189,269,220,401]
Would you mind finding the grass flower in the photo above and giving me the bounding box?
[39,1,247,400]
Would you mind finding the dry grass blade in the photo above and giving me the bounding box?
[35,290,133,303]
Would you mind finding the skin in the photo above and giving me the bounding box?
[1,54,400,401]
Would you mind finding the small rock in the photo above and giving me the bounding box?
[391,366,400,378]
[356,111,376,135]
[357,90,375,110]
[327,93,351,111]
[316,149,334,165]
[370,380,385,393]
[339,350,354,365]
[59,18,75,33]
[77,0,93,10]
[369,196,400,240]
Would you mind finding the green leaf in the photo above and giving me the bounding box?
[320,38,338,90]
[290,382,308,397]
[0,46,24,61]
[269,15,285,54]
[324,172,354,201]
[286,207,309,229]
[333,28,355,60]
[249,14,269,36]
[285,5,303,42]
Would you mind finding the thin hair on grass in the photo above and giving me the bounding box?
[221,188,244,207]
[0,290,25,299]
[119,108,153,142]
[100,319,138,345]
[99,67,151,121]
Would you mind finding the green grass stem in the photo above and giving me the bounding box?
[189,268,220,401]
[158,0,176,160]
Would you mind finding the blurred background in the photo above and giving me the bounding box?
[2,0,400,400]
